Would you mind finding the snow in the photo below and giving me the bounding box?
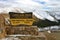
[0,0,60,21]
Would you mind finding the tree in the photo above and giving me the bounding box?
[33,19,59,28]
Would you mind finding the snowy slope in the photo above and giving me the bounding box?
[0,0,60,21]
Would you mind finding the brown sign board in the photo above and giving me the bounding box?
[9,12,32,19]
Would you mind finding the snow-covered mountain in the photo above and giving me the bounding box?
[0,0,60,22]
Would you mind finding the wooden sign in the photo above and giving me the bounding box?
[9,12,34,26]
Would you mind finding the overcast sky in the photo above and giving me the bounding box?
[0,0,60,21]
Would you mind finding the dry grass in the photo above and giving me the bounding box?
[43,31,60,40]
